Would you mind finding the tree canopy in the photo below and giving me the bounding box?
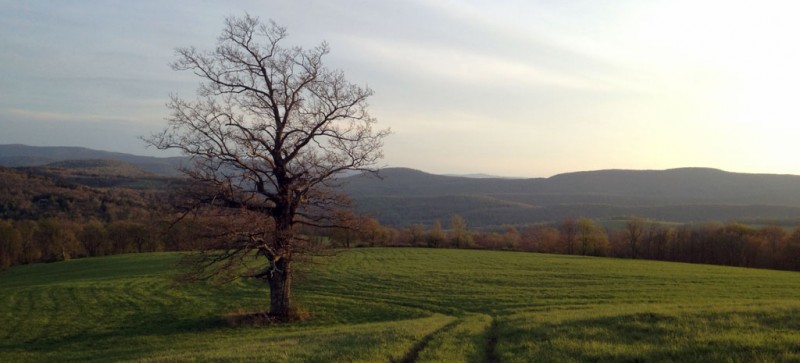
[146,14,388,320]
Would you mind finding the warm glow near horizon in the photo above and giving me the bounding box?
[1,1,799,177]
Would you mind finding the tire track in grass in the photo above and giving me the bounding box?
[35,287,61,342]
[393,318,460,363]
[0,289,27,342]
[486,317,499,363]
[309,290,448,317]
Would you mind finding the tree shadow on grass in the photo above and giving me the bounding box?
[8,312,230,362]
[7,300,439,362]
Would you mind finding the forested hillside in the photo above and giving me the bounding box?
[4,145,800,272]
[342,167,800,228]
[0,165,189,268]
[7,145,800,230]
[1,159,800,272]
[0,166,166,221]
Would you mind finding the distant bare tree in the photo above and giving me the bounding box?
[559,216,578,255]
[408,224,426,246]
[146,15,388,320]
[625,217,645,258]
[427,219,444,248]
[358,216,387,247]
[448,214,470,248]
[577,218,609,256]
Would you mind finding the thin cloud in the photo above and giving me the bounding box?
[345,36,613,92]
[6,108,134,123]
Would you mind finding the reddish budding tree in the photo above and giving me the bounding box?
[146,15,388,320]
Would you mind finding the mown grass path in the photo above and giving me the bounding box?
[1,248,799,362]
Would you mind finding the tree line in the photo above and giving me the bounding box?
[0,218,202,269]
[318,215,800,272]
[2,214,799,272]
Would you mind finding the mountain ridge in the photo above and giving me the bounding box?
[5,145,800,228]
[0,144,185,176]
[342,167,800,227]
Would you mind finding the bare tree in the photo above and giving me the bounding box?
[577,218,608,256]
[427,219,444,248]
[625,216,645,258]
[146,15,389,320]
[559,216,578,255]
[448,214,469,248]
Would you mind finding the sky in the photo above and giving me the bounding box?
[2,0,800,177]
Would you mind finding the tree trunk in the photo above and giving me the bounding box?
[267,258,292,319]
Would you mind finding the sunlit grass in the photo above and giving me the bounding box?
[1,248,799,361]
[416,314,493,363]
[496,305,800,362]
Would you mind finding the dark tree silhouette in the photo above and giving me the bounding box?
[625,217,645,258]
[146,15,388,320]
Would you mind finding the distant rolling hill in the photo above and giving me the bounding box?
[0,144,185,176]
[6,145,800,228]
[19,159,176,189]
[0,165,165,221]
[34,159,157,178]
[342,167,800,228]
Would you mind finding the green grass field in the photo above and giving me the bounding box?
[1,248,799,362]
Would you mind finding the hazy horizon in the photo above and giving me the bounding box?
[3,1,800,178]
[6,142,798,179]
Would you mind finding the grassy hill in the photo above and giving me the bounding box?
[1,248,799,362]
